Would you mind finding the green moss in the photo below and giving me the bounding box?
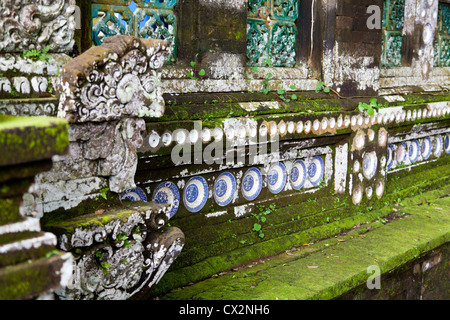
[157,189,450,300]
[0,115,69,166]
[150,157,450,297]
[0,256,57,300]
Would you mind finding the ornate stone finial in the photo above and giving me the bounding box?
[0,0,76,53]
[57,35,170,123]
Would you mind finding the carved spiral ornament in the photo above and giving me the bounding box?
[58,36,170,122]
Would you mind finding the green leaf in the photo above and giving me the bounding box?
[99,187,109,200]
[198,69,206,76]
[190,61,196,67]
[258,232,265,239]
[277,88,285,95]
[318,81,324,88]
[252,66,259,73]
[367,107,375,116]
[291,94,297,100]
[290,85,297,90]
[253,223,262,232]
[323,87,330,93]
[267,73,273,79]
[261,216,266,223]
[370,98,378,105]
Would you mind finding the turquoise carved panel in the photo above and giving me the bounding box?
[247,0,298,67]
[92,0,177,64]
[381,0,405,67]
[434,3,450,67]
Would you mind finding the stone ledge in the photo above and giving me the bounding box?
[0,252,72,300]
[0,115,69,166]
[158,187,450,300]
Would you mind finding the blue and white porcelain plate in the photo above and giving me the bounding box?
[408,140,420,163]
[290,160,307,190]
[308,156,324,186]
[119,187,147,202]
[241,168,263,201]
[445,134,450,154]
[267,163,287,194]
[152,182,180,219]
[183,176,209,213]
[387,144,394,169]
[422,137,431,160]
[433,135,442,157]
[214,172,236,206]
[362,152,378,180]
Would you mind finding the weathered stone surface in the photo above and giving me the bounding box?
[46,202,185,300]
[0,115,69,167]
[0,114,72,300]
[0,0,76,53]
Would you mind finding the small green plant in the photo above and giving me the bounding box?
[99,187,109,200]
[186,53,206,79]
[117,232,132,248]
[357,98,386,116]
[251,204,276,239]
[99,262,111,274]
[23,45,51,63]
[315,81,330,93]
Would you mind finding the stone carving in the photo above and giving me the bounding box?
[58,35,169,123]
[52,203,185,300]
[51,35,170,194]
[0,0,76,53]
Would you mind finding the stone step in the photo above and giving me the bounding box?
[0,231,57,268]
[158,188,450,300]
[0,252,72,300]
[0,217,41,236]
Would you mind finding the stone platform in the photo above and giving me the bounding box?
[158,186,450,300]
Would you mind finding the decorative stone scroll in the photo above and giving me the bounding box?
[0,0,76,53]
[48,202,185,300]
[58,35,170,123]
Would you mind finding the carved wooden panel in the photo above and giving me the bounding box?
[91,0,177,64]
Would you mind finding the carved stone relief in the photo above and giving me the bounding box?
[0,0,76,53]
[58,35,169,123]
[52,203,185,300]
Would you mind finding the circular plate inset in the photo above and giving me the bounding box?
[290,160,307,190]
[445,134,450,154]
[214,172,236,206]
[183,176,209,212]
[363,151,378,180]
[433,135,443,157]
[422,137,432,160]
[152,182,180,219]
[408,140,420,163]
[387,144,394,169]
[241,168,263,201]
[308,156,324,186]
[267,163,287,194]
[120,187,147,202]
